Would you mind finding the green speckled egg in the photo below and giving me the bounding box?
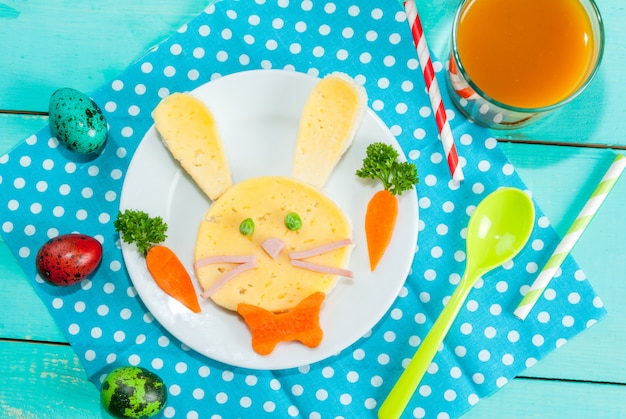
[100,366,167,419]
[49,87,108,154]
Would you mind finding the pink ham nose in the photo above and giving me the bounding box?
[261,238,286,260]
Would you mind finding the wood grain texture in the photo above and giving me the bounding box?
[464,377,626,418]
[0,242,66,342]
[0,114,64,342]
[0,341,100,418]
[0,0,210,112]
[1,0,625,417]
[0,114,48,154]
[503,143,626,384]
[2,342,624,419]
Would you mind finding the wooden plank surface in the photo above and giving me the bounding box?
[466,378,626,418]
[0,115,65,342]
[0,0,209,111]
[2,340,625,419]
[1,0,625,418]
[0,243,66,342]
[0,114,48,153]
[0,341,99,418]
[502,143,626,385]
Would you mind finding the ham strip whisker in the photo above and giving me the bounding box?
[194,255,257,269]
[289,238,353,278]
[290,259,353,278]
[289,238,353,260]
[195,255,257,299]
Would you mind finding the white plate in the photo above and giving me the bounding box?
[119,69,418,370]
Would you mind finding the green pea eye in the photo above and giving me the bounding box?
[284,212,302,231]
[239,218,255,236]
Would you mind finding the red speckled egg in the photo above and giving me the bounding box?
[35,233,103,286]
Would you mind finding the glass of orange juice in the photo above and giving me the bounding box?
[446,0,604,128]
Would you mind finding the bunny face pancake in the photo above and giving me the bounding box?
[194,176,352,312]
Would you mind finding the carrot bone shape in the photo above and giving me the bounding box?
[237,292,326,355]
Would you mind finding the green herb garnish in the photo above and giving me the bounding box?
[355,142,418,196]
[114,209,168,256]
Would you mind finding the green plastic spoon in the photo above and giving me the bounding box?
[378,187,535,419]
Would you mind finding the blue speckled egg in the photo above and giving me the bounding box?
[49,87,108,154]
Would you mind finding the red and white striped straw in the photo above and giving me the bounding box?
[403,0,464,182]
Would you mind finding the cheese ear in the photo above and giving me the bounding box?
[293,73,367,188]
[153,93,232,201]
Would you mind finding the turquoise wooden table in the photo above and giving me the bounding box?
[1,1,625,417]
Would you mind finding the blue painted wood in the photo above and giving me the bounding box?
[0,114,48,154]
[501,144,626,385]
[0,242,66,342]
[0,0,209,111]
[465,378,626,418]
[0,341,101,418]
[1,0,625,417]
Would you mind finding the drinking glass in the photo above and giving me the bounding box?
[446,0,604,129]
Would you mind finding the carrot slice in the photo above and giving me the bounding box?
[365,189,399,271]
[145,245,201,313]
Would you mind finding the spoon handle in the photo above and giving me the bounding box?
[378,279,474,419]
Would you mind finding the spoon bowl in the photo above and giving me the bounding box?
[378,187,535,419]
[465,187,536,280]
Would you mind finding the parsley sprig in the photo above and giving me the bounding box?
[355,142,418,196]
[114,209,168,256]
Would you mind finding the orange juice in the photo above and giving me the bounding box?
[455,0,596,109]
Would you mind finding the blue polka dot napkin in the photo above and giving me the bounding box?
[0,1,607,418]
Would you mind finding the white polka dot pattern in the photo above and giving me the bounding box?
[0,1,607,418]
